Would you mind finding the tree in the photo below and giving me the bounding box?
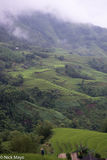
[101,119,107,133]
[35,121,53,143]
[81,79,85,88]
[10,131,40,153]
[10,74,24,86]
[58,56,65,61]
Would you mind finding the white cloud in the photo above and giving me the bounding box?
[0,0,107,28]
[12,27,28,39]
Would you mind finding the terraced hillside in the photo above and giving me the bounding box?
[0,43,107,131]
[1,128,107,159]
[50,128,107,158]
[0,12,107,132]
[0,11,107,158]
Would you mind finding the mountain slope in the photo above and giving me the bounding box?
[0,11,107,132]
[0,12,107,56]
[50,128,107,158]
[0,44,107,131]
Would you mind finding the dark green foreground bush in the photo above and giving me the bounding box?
[0,121,53,153]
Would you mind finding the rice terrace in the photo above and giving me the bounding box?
[0,0,107,160]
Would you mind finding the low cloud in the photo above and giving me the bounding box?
[12,27,28,39]
[0,0,107,28]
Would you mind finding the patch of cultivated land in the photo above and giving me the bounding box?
[50,128,107,158]
[8,49,107,130]
[1,128,107,159]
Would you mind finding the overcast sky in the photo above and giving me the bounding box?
[0,0,107,28]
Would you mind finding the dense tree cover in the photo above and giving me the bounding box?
[10,132,40,153]
[0,85,36,132]
[101,119,107,133]
[0,86,29,105]
[58,56,65,61]
[0,83,60,132]
[35,121,53,143]
[0,46,24,63]
[0,72,24,86]
[30,87,60,108]
[80,81,107,97]
[0,45,49,72]
[88,58,107,73]
[0,121,52,153]
[65,64,93,80]
[57,97,107,131]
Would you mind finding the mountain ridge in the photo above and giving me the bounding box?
[0,11,107,56]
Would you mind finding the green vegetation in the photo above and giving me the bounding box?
[65,64,93,80]
[0,11,107,158]
[0,43,107,131]
[50,128,107,158]
[80,81,107,96]
[101,119,107,133]
[10,12,107,57]
[0,121,52,153]
[88,58,107,73]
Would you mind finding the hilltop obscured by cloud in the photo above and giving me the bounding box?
[0,0,107,28]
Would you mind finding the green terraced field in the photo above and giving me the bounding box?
[6,48,107,132]
[0,12,107,159]
[50,128,107,158]
[1,128,107,159]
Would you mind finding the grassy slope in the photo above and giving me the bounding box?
[10,50,107,102]
[10,54,107,94]
[8,49,107,128]
[16,101,71,126]
[50,128,107,158]
[1,128,107,159]
[0,47,107,159]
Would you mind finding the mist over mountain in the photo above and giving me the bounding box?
[0,3,107,156]
[0,11,107,56]
[1,0,107,28]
